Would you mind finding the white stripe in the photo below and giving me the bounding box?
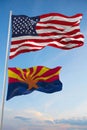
[36,26,80,34]
[11,32,83,42]
[10,41,65,49]
[37,23,65,30]
[11,35,63,41]
[36,28,65,34]
[63,43,79,48]
[61,37,84,42]
[36,23,80,30]
[40,15,82,22]
[10,46,43,56]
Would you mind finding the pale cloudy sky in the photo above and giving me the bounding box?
[0,0,87,130]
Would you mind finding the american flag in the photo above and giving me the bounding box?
[10,13,84,59]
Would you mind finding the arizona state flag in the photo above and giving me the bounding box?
[6,66,62,100]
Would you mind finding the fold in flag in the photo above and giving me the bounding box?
[6,66,62,100]
[10,13,84,59]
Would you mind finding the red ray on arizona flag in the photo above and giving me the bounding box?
[6,66,62,100]
[9,13,84,59]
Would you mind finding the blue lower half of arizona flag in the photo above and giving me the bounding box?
[6,66,62,100]
[7,80,62,100]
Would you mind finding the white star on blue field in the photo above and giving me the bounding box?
[12,15,39,36]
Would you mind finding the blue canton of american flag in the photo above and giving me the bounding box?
[10,13,84,59]
[12,15,40,37]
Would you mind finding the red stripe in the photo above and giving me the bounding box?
[45,75,59,82]
[59,40,84,45]
[11,40,45,45]
[40,13,83,19]
[36,25,64,31]
[39,66,61,77]
[9,48,44,59]
[34,75,59,82]
[11,39,53,44]
[38,20,78,26]
[48,42,83,49]
[37,29,81,36]
[9,78,20,83]
[72,34,84,38]
[8,68,20,76]
[10,43,44,51]
[29,67,34,75]
[32,66,43,77]
[8,68,26,81]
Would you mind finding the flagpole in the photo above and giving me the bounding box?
[0,11,12,130]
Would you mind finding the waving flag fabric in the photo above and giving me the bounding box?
[9,13,84,59]
[7,66,62,100]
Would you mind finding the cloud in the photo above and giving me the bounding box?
[15,116,31,122]
[68,128,87,130]
[54,117,87,126]
[4,115,87,130]
[14,115,54,126]
[14,114,87,127]
[44,120,54,124]
[3,108,87,130]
